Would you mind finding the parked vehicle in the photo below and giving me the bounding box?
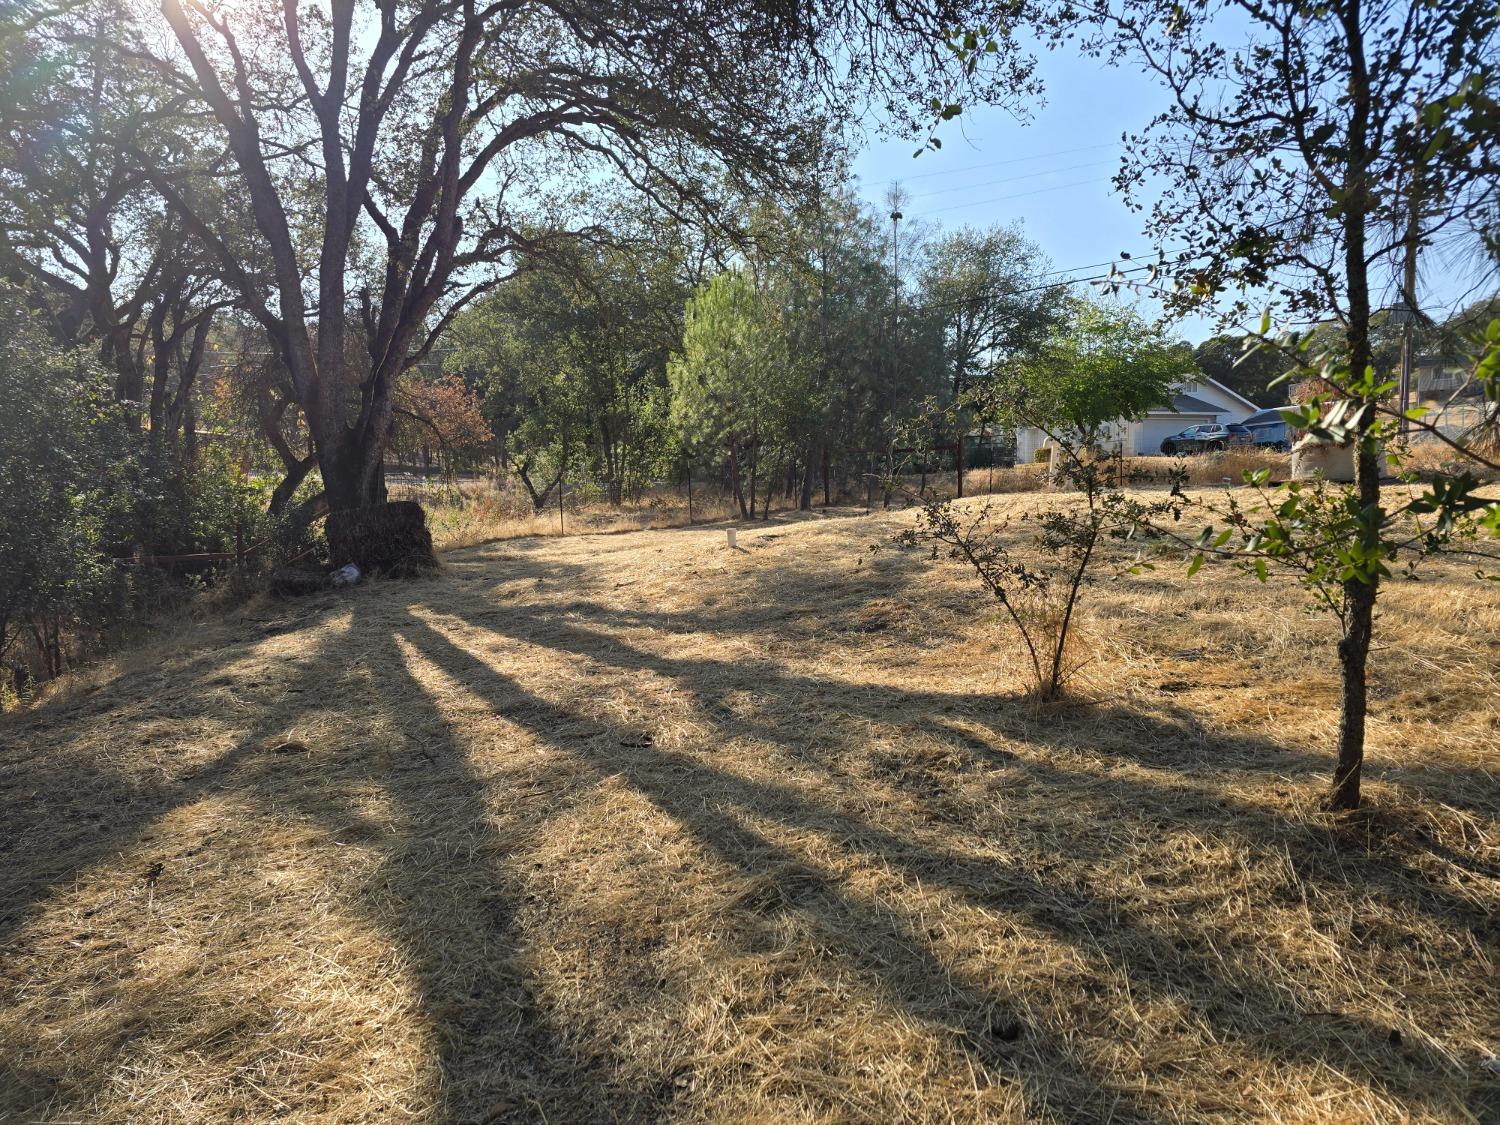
[1240,407,1292,451]
[1159,423,1255,455]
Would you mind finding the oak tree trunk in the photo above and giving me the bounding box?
[320,430,437,574]
[325,500,436,577]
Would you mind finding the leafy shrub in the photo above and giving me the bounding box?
[0,292,124,685]
[0,291,321,701]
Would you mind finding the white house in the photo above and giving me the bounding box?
[1011,375,1260,460]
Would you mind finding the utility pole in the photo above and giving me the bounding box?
[1397,224,1419,439]
[1398,127,1425,438]
[890,207,902,319]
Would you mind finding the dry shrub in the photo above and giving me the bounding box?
[951,453,1290,502]
[1391,436,1500,482]
[1009,584,1094,692]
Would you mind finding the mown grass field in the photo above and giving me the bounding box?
[2,490,1497,1123]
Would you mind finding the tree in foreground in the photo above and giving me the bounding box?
[1064,0,1500,806]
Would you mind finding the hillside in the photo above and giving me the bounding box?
[2,500,1498,1123]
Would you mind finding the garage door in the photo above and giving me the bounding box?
[1133,415,1217,455]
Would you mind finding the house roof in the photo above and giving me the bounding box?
[1149,392,1222,415]
[1190,374,1261,412]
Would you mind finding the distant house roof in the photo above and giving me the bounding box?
[1150,392,1222,415]
[1192,374,1261,413]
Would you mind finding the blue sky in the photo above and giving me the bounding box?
[848,45,1486,346]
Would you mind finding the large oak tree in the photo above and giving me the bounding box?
[93,0,1036,567]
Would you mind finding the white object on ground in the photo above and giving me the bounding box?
[330,563,362,587]
[727,528,737,549]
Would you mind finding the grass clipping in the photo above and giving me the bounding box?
[1,493,1498,1123]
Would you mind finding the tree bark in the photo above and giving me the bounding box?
[325,501,436,576]
[1332,535,1375,809]
[747,443,759,519]
[728,443,748,519]
[1329,0,1377,811]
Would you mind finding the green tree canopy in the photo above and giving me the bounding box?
[1192,335,1294,406]
[669,267,817,517]
[979,297,1184,449]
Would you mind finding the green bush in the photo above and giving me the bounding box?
[1,290,321,700]
[0,291,123,683]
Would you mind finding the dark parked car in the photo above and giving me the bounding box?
[1240,407,1292,451]
[1159,423,1255,455]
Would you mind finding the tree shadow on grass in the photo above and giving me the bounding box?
[223,597,656,1122]
[414,582,1500,1122]
[400,590,1492,1122]
[537,575,1500,826]
[0,608,345,945]
[1,564,635,1123]
[391,604,1166,1123]
[4,545,1495,1122]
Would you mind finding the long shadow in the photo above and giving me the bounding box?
[2,587,646,1122]
[0,606,347,945]
[5,548,1493,1121]
[0,546,590,950]
[540,539,1494,800]
[393,605,1166,1123]
[224,595,651,1121]
[0,612,352,1117]
[447,589,1499,926]
[408,587,1490,1119]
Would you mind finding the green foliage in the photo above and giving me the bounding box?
[1193,334,1292,405]
[451,245,683,507]
[0,292,119,667]
[917,223,1063,399]
[669,266,819,513]
[971,296,1182,447]
[1153,334,1499,629]
[0,290,297,691]
[670,269,808,447]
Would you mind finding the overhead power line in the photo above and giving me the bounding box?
[873,136,1210,189]
[904,250,1208,316]
[916,176,1113,217]
[906,158,1116,201]
[871,141,1122,186]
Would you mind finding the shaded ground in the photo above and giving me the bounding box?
[2,499,1498,1123]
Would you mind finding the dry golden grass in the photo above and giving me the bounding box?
[2,491,1498,1123]
[391,475,748,553]
[409,453,1295,554]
